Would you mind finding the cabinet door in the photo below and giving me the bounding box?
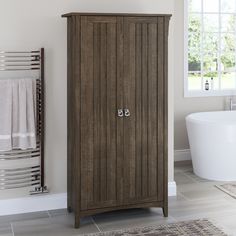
[80,16,124,210]
[122,17,167,204]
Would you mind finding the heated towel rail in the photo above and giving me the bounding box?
[0,48,47,194]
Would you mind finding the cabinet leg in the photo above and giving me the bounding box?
[162,205,168,217]
[75,214,80,228]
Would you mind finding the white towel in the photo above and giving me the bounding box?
[0,78,37,151]
[0,80,13,151]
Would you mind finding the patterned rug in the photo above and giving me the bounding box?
[215,183,236,199]
[86,219,227,236]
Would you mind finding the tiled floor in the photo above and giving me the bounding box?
[1,161,236,235]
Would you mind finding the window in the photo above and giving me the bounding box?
[185,0,236,97]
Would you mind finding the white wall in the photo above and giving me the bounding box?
[174,0,226,151]
[0,0,175,200]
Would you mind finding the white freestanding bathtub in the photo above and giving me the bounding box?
[186,111,236,181]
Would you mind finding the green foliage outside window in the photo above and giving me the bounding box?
[188,0,236,76]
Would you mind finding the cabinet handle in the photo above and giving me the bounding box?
[117,109,124,117]
[124,109,130,117]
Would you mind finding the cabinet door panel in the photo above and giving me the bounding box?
[123,17,165,204]
[80,16,123,210]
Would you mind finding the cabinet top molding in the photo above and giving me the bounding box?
[62,12,172,18]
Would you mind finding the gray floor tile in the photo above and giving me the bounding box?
[177,181,224,193]
[184,170,214,183]
[168,194,189,206]
[174,161,193,173]
[12,214,99,236]
[211,214,236,236]
[175,160,192,168]
[0,225,12,236]
[0,222,11,228]
[0,211,49,225]
[170,195,236,218]
[180,186,227,200]
[175,172,196,185]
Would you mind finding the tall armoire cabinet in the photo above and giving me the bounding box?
[63,12,171,228]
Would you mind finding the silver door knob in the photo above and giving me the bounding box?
[117,109,124,117]
[124,109,130,117]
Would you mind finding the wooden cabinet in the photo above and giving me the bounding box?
[63,13,171,228]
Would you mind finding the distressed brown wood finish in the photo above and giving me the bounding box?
[123,17,160,204]
[63,13,171,228]
[80,16,120,211]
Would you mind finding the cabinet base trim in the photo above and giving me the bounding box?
[80,200,166,217]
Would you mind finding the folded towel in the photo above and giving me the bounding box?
[0,78,37,151]
[12,78,37,150]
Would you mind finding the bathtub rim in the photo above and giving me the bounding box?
[186,110,236,126]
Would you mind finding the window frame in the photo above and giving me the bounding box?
[184,0,236,97]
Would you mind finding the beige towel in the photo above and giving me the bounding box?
[0,78,37,151]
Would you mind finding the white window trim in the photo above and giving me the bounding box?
[184,0,236,97]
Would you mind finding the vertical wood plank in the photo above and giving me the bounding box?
[147,23,158,197]
[135,23,142,199]
[116,17,124,204]
[73,16,82,224]
[106,23,117,201]
[123,20,136,200]
[157,17,164,201]
[93,23,101,203]
[141,23,148,198]
[68,16,82,214]
[80,16,94,210]
[163,16,170,215]
[100,23,108,201]
[67,16,73,211]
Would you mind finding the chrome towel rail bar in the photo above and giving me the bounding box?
[0,48,47,194]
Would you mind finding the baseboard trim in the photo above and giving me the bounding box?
[168,181,177,196]
[0,193,67,216]
[175,149,191,162]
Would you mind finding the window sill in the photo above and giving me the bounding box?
[184,90,236,98]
